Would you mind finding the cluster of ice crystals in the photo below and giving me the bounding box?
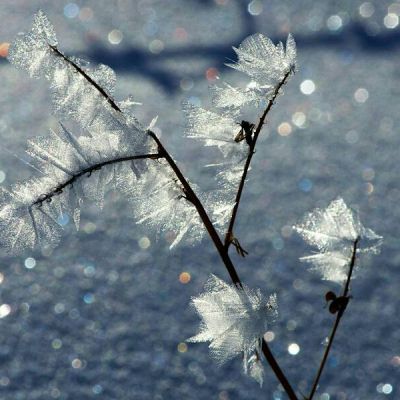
[227,33,297,87]
[7,10,58,79]
[184,102,247,160]
[184,33,296,231]
[187,274,277,386]
[210,81,272,110]
[293,198,382,283]
[1,11,205,253]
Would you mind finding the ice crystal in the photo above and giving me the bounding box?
[227,33,296,87]
[246,354,264,387]
[8,10,145,136]
[293,198,382,282]
[187,274,277,385]
[183,102,247,160]
[210,81,272,111]
[0,122,150,253]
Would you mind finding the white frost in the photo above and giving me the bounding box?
[293,198,382,282]
[227,33,297,86]
[187,274,277,384]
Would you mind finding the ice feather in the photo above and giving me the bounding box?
[226,33,297,86]
[187,275,277,384]
[293,198,382,283]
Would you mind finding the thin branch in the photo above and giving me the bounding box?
[308,238,360,400]
[224,70,292,250]
[31,153,161,207]
[53,47,298,400]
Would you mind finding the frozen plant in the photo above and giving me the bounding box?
[0,10,383,400]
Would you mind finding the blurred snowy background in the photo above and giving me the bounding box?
[0,1,399,399]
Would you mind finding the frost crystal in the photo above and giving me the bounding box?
[293,198,382,282]
[227,33,296,87]
[210,81,272,111]
[8,10,146,137]
[122,160,204,248]
[0,122,149,253]
[187,275,277,385]
[183,102,247,160]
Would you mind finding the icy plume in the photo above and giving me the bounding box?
[187,275,278,386]
[184,33,296,230]
[293,198,382,283]
[227,33,297,87]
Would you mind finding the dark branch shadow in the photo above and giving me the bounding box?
[2,20,399,93]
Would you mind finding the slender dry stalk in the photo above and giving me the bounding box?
[308,238,359,400]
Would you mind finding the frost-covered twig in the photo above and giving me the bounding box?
[224,69,292,251]
[147,130,242,285]
[48,44,121,113]
[31,152,161,207]
[45,29,243,284]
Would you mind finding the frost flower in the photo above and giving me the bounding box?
[187,274,278,386]
[227,33,297,87]
[293,198,382,283]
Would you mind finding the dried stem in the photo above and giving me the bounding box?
[53,46,298,400]
[308,238,359,400]
[224,70,292,250]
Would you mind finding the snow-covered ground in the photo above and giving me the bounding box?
[0,1,399,399]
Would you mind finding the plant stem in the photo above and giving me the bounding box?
[53,46,298,399]
[262,340,298,400]
[224,70,292,249]
[148,128,298,400]
[308,238,359,400]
